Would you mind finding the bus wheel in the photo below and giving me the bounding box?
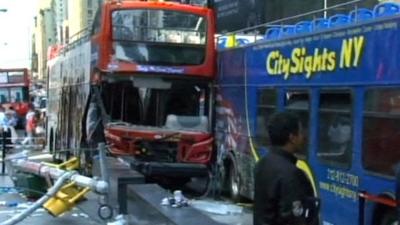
[380,208,397,225]
[197,169,213,198]
[228,164,241,202]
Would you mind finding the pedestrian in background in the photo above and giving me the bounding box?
[0,106,6,128]
[25,104,35,123]
[22,105,37,146]
[5,108,18,144]
[0,106,12,147]
[253,111,319,225]
[5,107,17,128]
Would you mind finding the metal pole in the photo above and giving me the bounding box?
[8,158,109,194]
[358,191,365,225]
[1,129,6,174]
[98,143,109,184]
[98,143,109,204]
[395,164,400,223]
[207,0,214,8]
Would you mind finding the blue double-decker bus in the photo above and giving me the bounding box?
[216,1,400,225]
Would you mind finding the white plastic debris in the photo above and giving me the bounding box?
[107,214,127,225]
[160,190,189,208]
[190,200,243,215]
[160,197,169,206]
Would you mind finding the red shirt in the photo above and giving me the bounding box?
[26,116,37,132]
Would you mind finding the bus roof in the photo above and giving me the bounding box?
[108,0,212,15]
[218,1,400,86]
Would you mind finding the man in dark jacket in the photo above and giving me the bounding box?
[254,111,319,225]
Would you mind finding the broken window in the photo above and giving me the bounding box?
[101,78,210,131]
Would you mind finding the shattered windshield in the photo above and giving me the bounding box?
[112,9,206,44]
[102,79,210,132]
[112,9,206,65]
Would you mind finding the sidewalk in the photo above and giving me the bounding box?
[0,151,253,225]
[0,175,105,225]
[0,146,107,225]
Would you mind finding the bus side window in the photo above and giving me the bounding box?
[317,91,352,168]
[0,95,4,103]
[363,88,400,176]
[22,87,29,101]
[255,89,277,155]
[15,93,21,102]
[285,90,310,159]
[326,116,351,151]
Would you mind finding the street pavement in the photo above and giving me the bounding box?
[0,146,253,225]
[0,176,104,225]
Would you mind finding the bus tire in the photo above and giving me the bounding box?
[380,208,397,225]
[228,163,241,202]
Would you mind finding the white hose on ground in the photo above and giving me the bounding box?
[0,171,75,225]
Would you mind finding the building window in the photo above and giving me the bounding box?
[88,9,93,19]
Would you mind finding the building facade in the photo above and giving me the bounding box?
[67,0,101,43]
[32,0,102,81]
[33,0,56,81]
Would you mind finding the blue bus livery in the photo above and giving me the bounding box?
[216,2,400,225]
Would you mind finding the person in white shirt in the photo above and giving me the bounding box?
[22,104,36,146]
[0,106,7,128]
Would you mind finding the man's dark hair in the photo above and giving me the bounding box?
[267,111,300,146]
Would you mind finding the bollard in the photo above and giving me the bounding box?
[395,164,400,223]
[1,129,6,175]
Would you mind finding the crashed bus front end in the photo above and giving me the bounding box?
[100,76,214,177]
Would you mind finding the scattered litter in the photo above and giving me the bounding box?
[72,212,90,218]
[15,202,29,208]
[79,212,89,218]
[0,187,19,194]
[160,198,169,206]
[191,200,243,215]
[36,208,45,212]
[0,201,20,207]
[107,214,128,225]
[160,190,189,208]
[0,210,21,214]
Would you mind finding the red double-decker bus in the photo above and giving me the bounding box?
[47,0,216,179]
[0,68,30,125]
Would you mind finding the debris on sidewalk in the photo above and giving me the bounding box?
[190,200,243,215]
[160,190,189,208]
[0,187,19,194]
[107,214,128,225]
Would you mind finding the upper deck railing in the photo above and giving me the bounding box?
[217,0,400,49]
